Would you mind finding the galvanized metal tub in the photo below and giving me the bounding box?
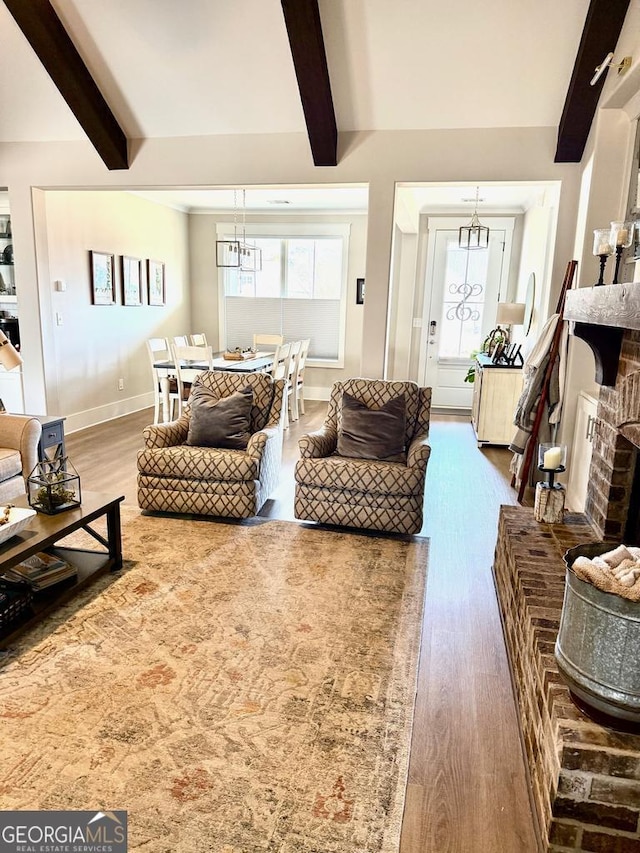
[555,542,640,725]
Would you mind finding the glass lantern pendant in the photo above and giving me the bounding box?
[459,187,490,250]
[215,189,262,271]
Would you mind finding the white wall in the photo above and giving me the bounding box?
[0,126,584,422]
[514,204,555,352]
[387,227,418,381]
[38,191,191,430]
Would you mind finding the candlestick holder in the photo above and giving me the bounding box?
[597,253,609,285]
[537,443,567,489]
[538,464,566,490]
[613,246,625,285]
[535,443,567,523]
[610,221,633,284]
[592,228,613,285]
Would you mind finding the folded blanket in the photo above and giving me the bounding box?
[572,545,640,601]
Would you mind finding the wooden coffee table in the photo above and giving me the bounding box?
[0,491,124,647]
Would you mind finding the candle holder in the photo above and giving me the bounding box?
[537,443,567,490]
[610,221,633,284]
[592,228,613,285]
[535,443,567,523]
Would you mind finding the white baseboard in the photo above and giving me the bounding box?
[65,392,154,434]
[304,385,331,402]
[65,385,332,434]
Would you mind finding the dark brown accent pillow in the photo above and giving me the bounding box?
[186,384,253,449]
[337,392,406,460]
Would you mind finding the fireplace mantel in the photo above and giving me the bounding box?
[562,283,640,385]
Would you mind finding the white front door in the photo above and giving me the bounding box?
[419,217,514,409]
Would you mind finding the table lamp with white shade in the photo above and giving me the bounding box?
[0,330,22,371]
[496,302,526,338]
[484,301,526,356]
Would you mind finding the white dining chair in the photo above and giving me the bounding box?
[291,338,310,420]
[190,332,208,346]
[286,340,301,423]
[171,343,213,415]
[146,337,180,424]
[253,333,283,350]
[270,341,292,427]
[172,335,189,348]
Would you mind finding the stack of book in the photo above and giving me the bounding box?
[2,551,77,591]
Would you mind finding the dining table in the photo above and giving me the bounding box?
[153,351,274,375]
[153,351,275,417]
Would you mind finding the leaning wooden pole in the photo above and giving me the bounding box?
[516,260,577,504]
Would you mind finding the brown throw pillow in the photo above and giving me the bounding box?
[186,383,253,449]
[337,392,406,460]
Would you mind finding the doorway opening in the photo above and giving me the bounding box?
[387,181,561,410]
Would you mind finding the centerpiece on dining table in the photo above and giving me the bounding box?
[223,347,256,361]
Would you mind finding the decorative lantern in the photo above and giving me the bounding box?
[459,186,490,250]
[27,457,81,514]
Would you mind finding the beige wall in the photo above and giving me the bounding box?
[39,191,190,430]
[0,126,584,422]
[188,211,367,398]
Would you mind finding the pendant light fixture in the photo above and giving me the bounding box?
[216,189,262,271]
[459,186,490,250]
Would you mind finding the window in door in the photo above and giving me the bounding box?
[438,239,490,358]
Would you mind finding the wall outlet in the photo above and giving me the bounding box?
[118,378,124,391]
[55,312,63,326]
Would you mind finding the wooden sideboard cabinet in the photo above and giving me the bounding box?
[471,354,522,447]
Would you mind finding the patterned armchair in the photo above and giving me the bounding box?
[137,371,285,518]
[294,378,432,534]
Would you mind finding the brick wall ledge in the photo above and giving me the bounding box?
[493,505,640,853]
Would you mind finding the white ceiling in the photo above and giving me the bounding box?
[131,186,370,214]
[0,0,590,143]
[0,0,589,218]
[128,181,548,215]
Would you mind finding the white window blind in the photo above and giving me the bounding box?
[225,297,341,359]
[218,224,349,364]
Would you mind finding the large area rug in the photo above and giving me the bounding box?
[0,510,428,853]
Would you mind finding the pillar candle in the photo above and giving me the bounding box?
[543,446,562,469]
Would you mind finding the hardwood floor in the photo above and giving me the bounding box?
[65,404,538,853]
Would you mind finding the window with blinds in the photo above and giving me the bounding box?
[219,227,349,364]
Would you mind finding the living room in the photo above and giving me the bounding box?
[1,1,639,852]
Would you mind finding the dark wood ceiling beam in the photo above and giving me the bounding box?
[555,0,631,163]
[3,0,128,170]
[281,0,337,167]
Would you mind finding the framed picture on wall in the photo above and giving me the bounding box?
[121,256,143,306]
[90,251,116,305]
[356,277,365,305]
[147,259,165,306]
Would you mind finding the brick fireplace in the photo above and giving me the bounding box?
[586,329,640,542]
[492,284,640,853]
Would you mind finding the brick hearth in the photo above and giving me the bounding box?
[493,505,640,853]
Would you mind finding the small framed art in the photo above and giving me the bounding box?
[147,259,165,306]
[90,251,116,305]
[121,256,143,306]
[356,277,365,305]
